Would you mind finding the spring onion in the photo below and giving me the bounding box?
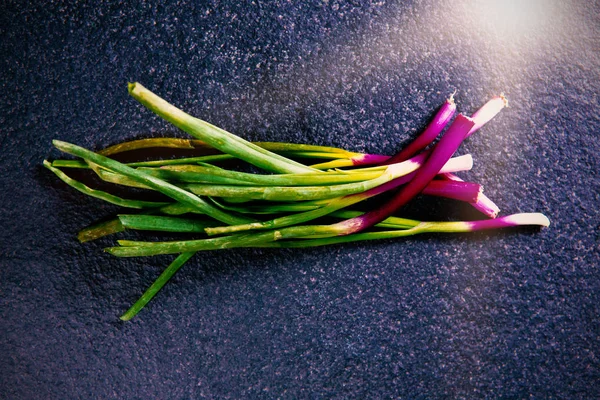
[45,84,549,320]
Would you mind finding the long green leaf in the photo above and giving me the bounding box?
[43,160,170,209]
[120,252,196,321]
[52,141,254,226]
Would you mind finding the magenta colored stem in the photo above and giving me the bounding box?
[467,95,507,138]
[470,193,500,218]
[334,114,475,234]
[350,153,391,166]
[465,213,549,231]
[435,94,505,218]
[360,176,481,203]
[382,95,456,165]
[331,151,467,213]
[422,180,481,203]
[440,172,500,218]
[340,154,429,202]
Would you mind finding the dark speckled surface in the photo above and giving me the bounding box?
[1,0,599,398]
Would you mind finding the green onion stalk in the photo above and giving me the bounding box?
[128,83,318,174]
[51,140,254,226]
[202,115,475,236]
[52,139,371,169]
[105,212,549,258]
[107,113,480,254]
[45,85,549,320]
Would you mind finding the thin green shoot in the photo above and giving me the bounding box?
[119,252,195,321]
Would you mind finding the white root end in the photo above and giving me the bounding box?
[505,212,550,227]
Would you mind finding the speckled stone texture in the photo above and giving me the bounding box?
[1,0,599,398]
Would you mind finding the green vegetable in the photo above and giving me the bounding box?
[45,84,549,320]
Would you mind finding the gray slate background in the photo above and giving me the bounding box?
[1,0,599,398]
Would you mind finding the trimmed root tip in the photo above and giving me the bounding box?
[506,212,550,227]
[204,227,220,236]
[77,233,91,243]
[448,90,457,103]
[462,154,473,171]
[104,247,118,255]
[52,139,69,152]
[127,82,137,94]
[499,93,508,108]
[119,313,133,322]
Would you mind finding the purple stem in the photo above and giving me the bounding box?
[341,150,467,201]
[467,94,507,138]
[310,153,390,169]
[350,153,391,166]
[422,180,481,203]
[382,94,457,165]
[333,114,476,234]
[440,172,500,218]
[431,95,507,217]
[464,213,549,231]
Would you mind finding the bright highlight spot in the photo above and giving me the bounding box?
[471,0,559,42]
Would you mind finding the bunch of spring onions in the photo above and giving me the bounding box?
[45,83,549,320]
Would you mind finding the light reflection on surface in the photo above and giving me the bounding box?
[224,0,578,147]
[469,0,560,43]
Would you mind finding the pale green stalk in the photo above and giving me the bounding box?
[208,197,326,214]
[100,138,201,155]
[78,218,125,243]
[182,178,388,201]
[204,194,372,236]
[102,223,449,257]
[99,136,358,157]
[141,165,388,186]
[78,207,419,243]
[106,213,549,257]
[93,165,249,187]
[53,138,364,170]
[310,159,356,169]
[52,151,352,169]
[180,155,447,202]
[128,83,318,174]
[204,154,472,235]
